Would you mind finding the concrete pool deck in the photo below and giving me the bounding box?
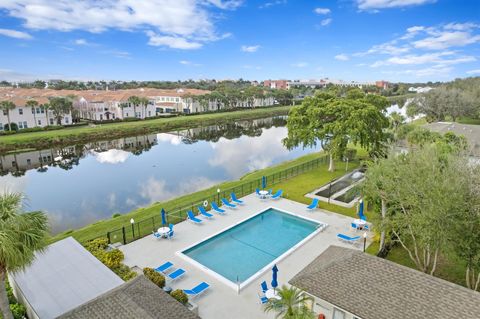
[120,194,372,319]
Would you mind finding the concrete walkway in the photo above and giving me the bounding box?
[120,194,371,319]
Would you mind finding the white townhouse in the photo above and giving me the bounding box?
[0,96,72,131]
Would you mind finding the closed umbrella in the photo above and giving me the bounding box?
[271,264,278,293]
[161,208,167,226]
[358,200,365,219]
[262,176,267,189]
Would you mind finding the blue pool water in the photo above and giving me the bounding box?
[182,208,320,283]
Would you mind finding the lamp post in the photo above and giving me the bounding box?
[130,218,135,238]
[217,188,220,204]
[363,232,367,252]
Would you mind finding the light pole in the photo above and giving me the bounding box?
[130,218,135,238]
[217,188,220,204]
[363,232,367,252]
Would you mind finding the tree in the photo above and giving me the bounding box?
[48,97,73,125]
[264,286,315,319]
[0,101,16,131]
[25,100,39,127]
[0,192,49,319]
[138,97,150,118]
[283,92,389,171]
[127,96,141,118]
[41,103,51,126]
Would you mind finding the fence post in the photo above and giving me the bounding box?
[107,232,111,244]
[122,226,126,245]
[152,217,155,231]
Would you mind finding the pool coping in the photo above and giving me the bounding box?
[175,205,327,292]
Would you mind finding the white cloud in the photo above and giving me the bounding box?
[314,8,330,15]
[413,31,480,50]
[93,149,130,164]
[320,18,332,26]
[74,39,88,45]
[179,60,201,66]
[400,65,453,77]
[466,69,480,75]
[259,0,287,9]
[291,62,308,68]
[146,32,202,49]
[0,28,32,39]
[0,0,239,49]
[357,0,436,10]
[335,54,349,61]
[241,45,260,53]
[242,65,262,70]
[371,51,475,67]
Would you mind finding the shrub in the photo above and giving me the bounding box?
[112,264,137,281]
[102,249,124,268]
[344,148,357,161]
[143,267,165,288]
[10,303,26,319]
[5,280,16,304]
[112,213,121,218]
[171,289,188,305]
[84,238,109,252]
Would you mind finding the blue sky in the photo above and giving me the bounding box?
[0,0,479,83]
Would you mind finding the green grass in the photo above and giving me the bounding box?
[456,117,480,125]
[0,105,292,152]
[51,151,334,244]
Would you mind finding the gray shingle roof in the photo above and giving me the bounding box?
[289,245,480,319]
[58,275,200,319]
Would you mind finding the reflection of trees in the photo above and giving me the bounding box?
[179,116,287,144]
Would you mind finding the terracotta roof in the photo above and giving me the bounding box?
[289,245,480,319]
[58,275,200,319]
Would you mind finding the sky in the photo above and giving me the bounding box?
[0,0,479,83]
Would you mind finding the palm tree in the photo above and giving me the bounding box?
[42,103,51,126]
[26,100,39,127]
[127,96,141,119]
[0,192,49,319]
[49,97,73,125]
[0,101,16,131]
[138,97,150,119]
[264,286,315,319]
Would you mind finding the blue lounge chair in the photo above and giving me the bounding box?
[307,198,319,210]
[260,281,268,293]
[187,210,203,224]
[167,223,174,239]
[152,231,161,239]
[337,233,361,244]
[210,202,226,214]
[231,192,244,205]
[198,206,213,219]
[167,268,186,282]
[258,293,268,304]
[221,198,236,209]
[351,222,359,230]
[271,190,283,200]
[155,261,173,274]
[183,282,210,298]
[255,188,261,196]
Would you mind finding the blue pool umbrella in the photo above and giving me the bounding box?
[161,208,167,226]
[262,176,267,189]
[358,200,364,218]
[271,264,278,292]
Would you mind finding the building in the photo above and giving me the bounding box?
[9,237,124,319]
[290,245,480,319]
[287,79,375,89]
[375,80,390,89]
[263,80,289,90]
[59,275,201,319]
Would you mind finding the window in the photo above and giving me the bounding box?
[148,111,151,116]
[99,114,103,120]
[18,108,23,115]
[2,110,6,116]
[65,117,69,124]
[333,308,345,319]
[112,114,115,119]
[125,113,128,117]
[38,120,42,126]
[18,122,23,129]
[0,123,3,130]
[41,107,45,113]
[176,97,179,102]
[27,159,31,166]
[23,121,28,129]
[49,118,54,125]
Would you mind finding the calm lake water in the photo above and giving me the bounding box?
[0,117,320,233]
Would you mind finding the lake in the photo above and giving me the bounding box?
[0,117,320,233]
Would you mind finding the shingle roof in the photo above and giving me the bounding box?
[58,275,201,319]
[289,245,480,319]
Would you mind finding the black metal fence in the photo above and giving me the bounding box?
[106,154,328,245]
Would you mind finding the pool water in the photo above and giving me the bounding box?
[182,208,320,284]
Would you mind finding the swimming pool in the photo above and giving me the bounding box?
[180,208,324,290]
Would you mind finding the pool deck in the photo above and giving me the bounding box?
[119,194,372,319]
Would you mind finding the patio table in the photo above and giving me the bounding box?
[265,289,281,300]
[353,219,367,230]
[157,227,170,238]
[259,190,269,199]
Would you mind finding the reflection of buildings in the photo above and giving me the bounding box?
[0,134,158,176]
[173,116,287,144]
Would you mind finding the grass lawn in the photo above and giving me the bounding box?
[457,117,480,125]
[0,105,292,152]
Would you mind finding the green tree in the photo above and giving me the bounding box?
[48,97,73,125]
[264,286,315,319]
[283,92,389,171]
[0,192,49,319]
[127,96,141,118]
[25,100,39,127]
[0,101,16,131]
